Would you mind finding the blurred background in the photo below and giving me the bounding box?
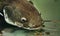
[1,0,60,36]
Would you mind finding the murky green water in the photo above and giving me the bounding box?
[3,0,60,36]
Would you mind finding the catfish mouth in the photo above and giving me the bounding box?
[22,24,42,30]
[23,27,42,30]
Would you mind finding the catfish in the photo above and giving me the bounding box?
[0,0,60,36]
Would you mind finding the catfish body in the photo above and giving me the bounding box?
[0,0,43,30]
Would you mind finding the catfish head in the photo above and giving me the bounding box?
[0,0,43,30]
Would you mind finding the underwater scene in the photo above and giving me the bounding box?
[0,0,60,36]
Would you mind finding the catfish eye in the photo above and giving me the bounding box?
[20,17,27,23]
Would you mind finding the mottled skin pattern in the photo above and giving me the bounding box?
[0,0,43,36]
